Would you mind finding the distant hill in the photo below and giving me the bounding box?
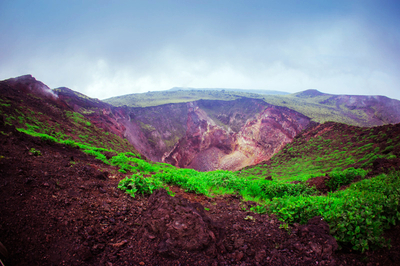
[169,87,289,95]
[265,89,400,127]
[104,88,400,127]
[103,89,268,107]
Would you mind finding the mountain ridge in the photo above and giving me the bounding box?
[3,75,400,172]
[169,86,290,95]
[103,85,400,127]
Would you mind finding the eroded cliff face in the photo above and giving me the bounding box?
[231,106,310,168]
[123,103,188,161]
[162,103,236,170]
[55,87,188,162]
[54,88,311,171]
[163,102,311,171]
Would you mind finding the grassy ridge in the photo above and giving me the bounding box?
[0,97,137,154]
[239,122,399,182]
[104,89,398,126]
[262,93,369,126]
[104,90,265,107]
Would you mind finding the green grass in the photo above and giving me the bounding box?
[239,123,397,182]
[29,148,42,156]
[326,167,368,192]
[104,90,259,107]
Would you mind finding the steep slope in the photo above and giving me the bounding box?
[164,101,311,171]
[55,87,189,162]
[54,84,313,171]
[54,87,128,138]
[239,121,400,184]
[2,77,400,264]
[3,120,399,265]
[0,75,138,155]
[4,75,400,173]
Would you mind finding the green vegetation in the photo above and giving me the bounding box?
[29,148,42,156]
[104,90,262,107]
[0,97,136,154]
[9,116,400,252]
[239,123,398,183]
[268,172,400,252]
[326,167,367,191]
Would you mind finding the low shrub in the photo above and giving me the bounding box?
[118,174,164,197]
[326,167,367,191]
[29,148,42,156]
[268,172,400,252]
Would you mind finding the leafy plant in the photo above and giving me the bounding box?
[279,222,290,233]
[29,148,42,156]
[118,174,164,197]
[326,167,367,191]
[268,172,400,252]
[250,204,267,214]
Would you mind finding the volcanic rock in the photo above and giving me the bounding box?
[140,189,224,258]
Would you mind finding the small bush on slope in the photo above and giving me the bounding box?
[326,167,368,191]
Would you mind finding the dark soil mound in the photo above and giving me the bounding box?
[141,189,224,258]
[306,175,330,193]
[289,217,338,263]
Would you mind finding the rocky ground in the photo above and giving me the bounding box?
[1,123,400,265]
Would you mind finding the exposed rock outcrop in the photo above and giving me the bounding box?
[164,102,311,171]
[286,216,338,263]
[4,75,59,101]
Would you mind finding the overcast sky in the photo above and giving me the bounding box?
[1,0,399,100]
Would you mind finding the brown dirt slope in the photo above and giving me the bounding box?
[1,120,400,265]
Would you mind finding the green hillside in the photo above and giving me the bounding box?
[0,95,138,156]
[103,89,266,107]
[261,92,373,126]
[240,122,400,182]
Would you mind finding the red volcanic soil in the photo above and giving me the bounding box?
[1,122,400,265]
